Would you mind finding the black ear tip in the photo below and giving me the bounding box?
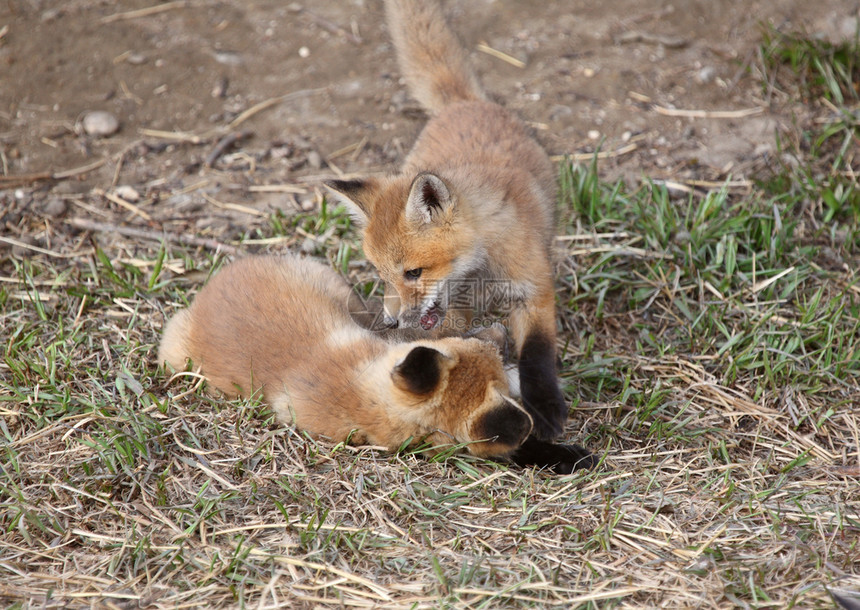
[472,402,532,448]
[325,178,366,194]
[393,345,445,395]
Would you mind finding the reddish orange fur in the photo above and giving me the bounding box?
[159,256,532,458]
[326,0,569,439]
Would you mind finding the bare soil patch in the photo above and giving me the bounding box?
[1,1,859,608]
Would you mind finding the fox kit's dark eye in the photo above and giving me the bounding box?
[404,268,423,280]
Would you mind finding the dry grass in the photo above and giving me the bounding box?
[2,26,860,610]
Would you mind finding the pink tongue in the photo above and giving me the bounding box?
[420,308,440,330]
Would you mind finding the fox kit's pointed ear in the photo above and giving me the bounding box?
[325,178,375,225]
[405,173,452,225]
[392,345,451,395]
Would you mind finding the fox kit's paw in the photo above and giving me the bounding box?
[510,436,597,474]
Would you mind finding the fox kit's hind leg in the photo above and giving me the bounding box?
[509,279,568,441]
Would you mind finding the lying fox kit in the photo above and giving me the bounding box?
[159,255,533,459]
[326,0,574,442]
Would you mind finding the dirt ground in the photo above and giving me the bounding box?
[2,0,858,229]
[3,2,860,608]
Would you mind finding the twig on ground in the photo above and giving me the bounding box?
[476,42,526,68]
[0,171,53,188]
[651,178,753,194]
[225,88,327,131]
[66,217,239,255]
[55,158,110,179]
[205,130,253,168]
[290,6,362,45]
[0,236,94,259]
[551,142,638,163]
[202,193,267,217]
[326,138,368,161]
[652,105,765,119]
[567,244,673,260]
[248,184,307,194]
[138,129,203,144]
[99,1,188,24]
[0,158,109,187]
[615,30,688,48]
[93,188,153,221]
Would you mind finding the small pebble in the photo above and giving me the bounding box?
[211,77,229,99]
[42,198,68,218]
[41,9,61,22]
[674,230,692,243]
[82,110,119,137]
[780,153,800,169]
[306,150,323,170]
[300,197,316,212]
[214,51,242,66]
[839,16,859,39]
[298,46,310,58]
[549,104,573,121]
[753,143,773,158]
[300,236,318,253]
[587,130,600,140]
[695,66,715,84]
[114,185,140,202]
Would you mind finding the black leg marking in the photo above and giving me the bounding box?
[509,436,597,474]
[518,331,567,440]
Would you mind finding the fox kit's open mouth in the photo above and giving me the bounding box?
[420,303,443,330]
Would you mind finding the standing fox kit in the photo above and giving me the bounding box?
[326,0,570,441]
[159,256,595,472]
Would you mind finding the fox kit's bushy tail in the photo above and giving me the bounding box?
[159,309,193,372]
[384,0,484,112]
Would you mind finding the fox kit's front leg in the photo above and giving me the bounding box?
[509,277,568,440]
